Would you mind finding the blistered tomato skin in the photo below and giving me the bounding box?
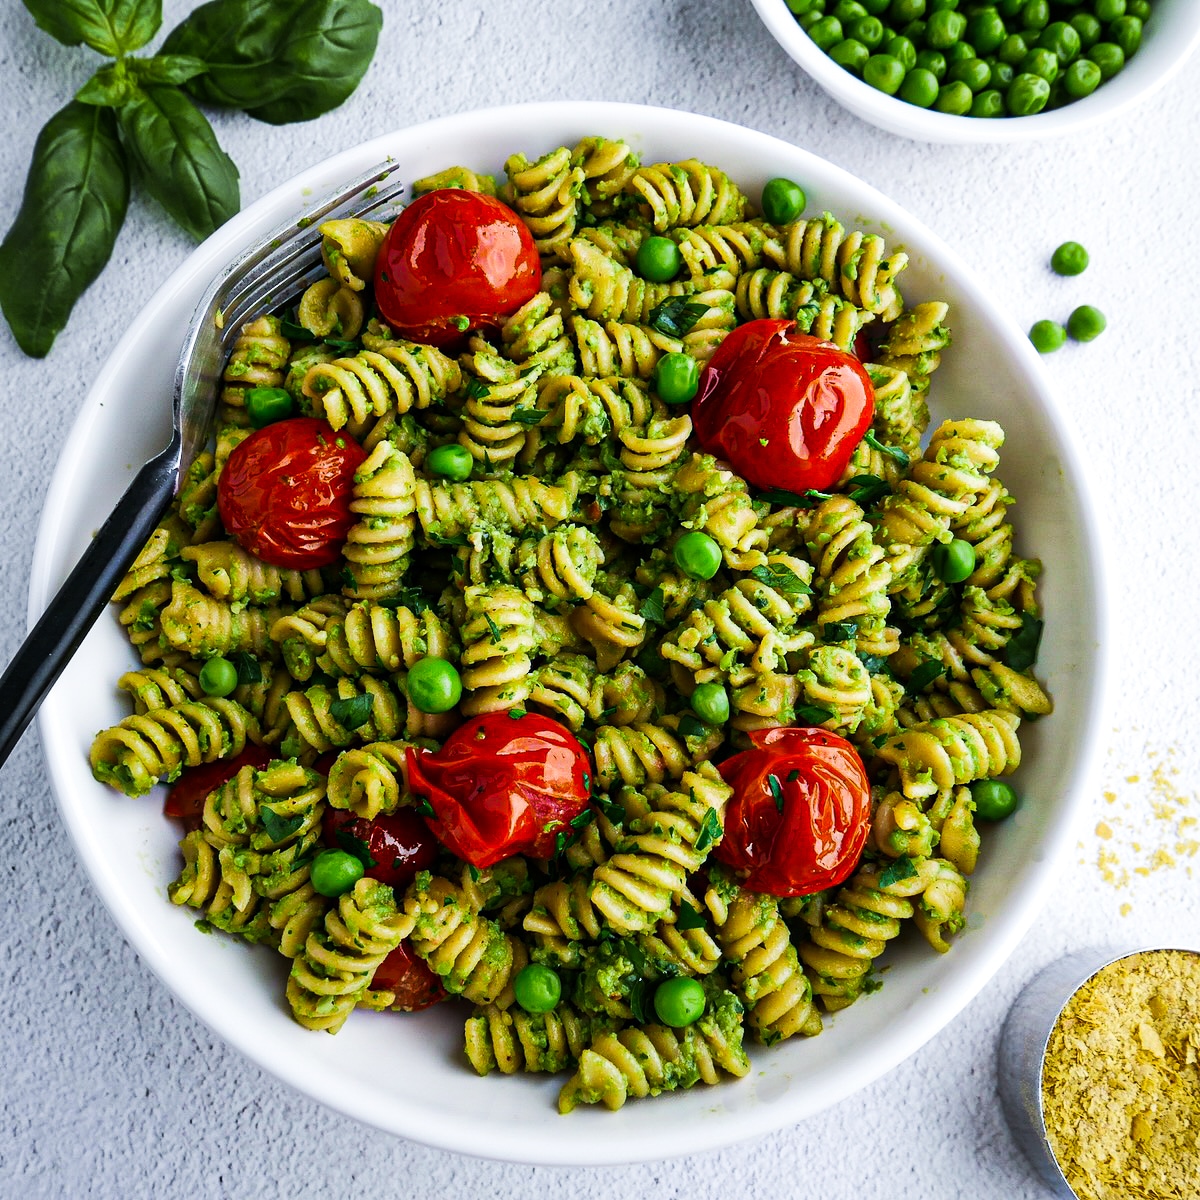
[217,417,367,569]
[371,941,447,1012]
[406,712,593,868]
[164,744,273,831]
[373,189,541,348]
[691,319,875,494]
[321,806,440,892]
[713,726,871,897]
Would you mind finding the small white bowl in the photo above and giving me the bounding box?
[749,0,1200,144]
[30,100,1108,1164]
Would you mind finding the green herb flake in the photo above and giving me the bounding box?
[906,660,947,694]
[260,807,305,844]
[794,703,834,726]
[229,651,262,687]
[767,773,784,812]
[676,900,706,931]
[639,586,666,626]
[329,692,374,730]
[878,855,919,889]
[1004,614,1044,672]
[694,807,722,853]
[749,563,811,594]
[647,296,708,338]
[863,430,910,466]
[335,828,377,869]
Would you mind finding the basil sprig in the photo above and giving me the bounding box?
[2,0,382,357]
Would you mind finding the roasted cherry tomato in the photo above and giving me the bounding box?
[217,416,367,569]
[163,744,273,831]
[691,319,875,495]
[372,941,447,1012]
[712,726,871,897]
[373,189,541,348]
[322,806,440,892]
[406,712,593,868]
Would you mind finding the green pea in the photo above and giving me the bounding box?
[944,39,975,64]
[971,779,1019,821]
[673,531,723,580]
[310,849,365,897]
[899,17,927,40]
[513,963,562,1014]
[990,58,1015,86]
[653,977,707,1028]
[636,235,683,283]
[915,47,948,78]
[427,443,473,481]
[786,0,821,12]
[1069,12,1101,48]
[997,32,1028,64]
[1022,46,1059,82]
[970,87,1006,116]
[1127,0,1150,18]
[244,386,295,428]
[935,80,973,113]
[931,538,976,583]
[406,656,463,714]
[900,65,941,105]
[997,0,1022,15]
[948,56,992,90]
[1019,0,1049,30]
[690,682,731,726]
[1039,21,1081,63]
[889,0,926,22]
[849,14,885,47]
[1093,0,1125,21]
[927,8,967,47]
[1067,304,1106,342]
[833,0,868,19]
[1063,57,1101,96]
[799,10,824,29]
[1008,71,1051,113]
[655,352,700,405]
[885,33,918,69]
[808,14,845,48]
[863,52,907,93]
[1050,240,1089,276]
[198,656,238,697]
[927,0,959,10]
[761,177,808,225]
[1087,41,1125,80]
[860,0,891,13]
[831,36,871,70]
[966,9,1007,55]
[1029,318,1067,353]
[1108,15,1142,58]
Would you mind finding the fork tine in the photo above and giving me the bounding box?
[218,247,325,335]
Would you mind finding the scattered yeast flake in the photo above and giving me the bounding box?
[1042,949,1200,1200]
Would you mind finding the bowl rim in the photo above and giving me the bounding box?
[748,0,1200,144]
[29,99,1111,1164]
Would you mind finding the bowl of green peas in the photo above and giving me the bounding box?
[749,0,1200,142]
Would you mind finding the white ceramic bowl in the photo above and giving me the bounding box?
[749,0,1200,144]
[31,100,1107,1165]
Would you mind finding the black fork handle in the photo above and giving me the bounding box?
[0,443,180,768]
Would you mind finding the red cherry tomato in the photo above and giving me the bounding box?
[691,319,875,495]
[217,417,367,569]
[406,713,593,868]
[163,744,273,831]
[712,726,871,897]
[373,189,541,348]
[372,941,447,1012]
[322,806,440,892]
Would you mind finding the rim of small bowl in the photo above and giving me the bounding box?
[998,942,1200,1196]
[749,0,1200,144]
[29,99,1110,1164]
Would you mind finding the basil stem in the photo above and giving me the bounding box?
[0,101,130,357]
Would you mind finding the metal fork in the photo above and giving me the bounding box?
[0,161,407,767]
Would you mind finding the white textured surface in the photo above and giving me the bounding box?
[1,2,1197,1197]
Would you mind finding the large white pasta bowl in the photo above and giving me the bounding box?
[749,0,1200,144]
[31,101,1106,1165]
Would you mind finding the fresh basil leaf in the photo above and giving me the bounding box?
[329,691,374,731]
[131,54,210,87]
[858,653,892,675]
[647,296,707,339]
[823,620,857,643]
[639,586,666,627]
[758,486,831,508]
[676,901,706,931]
[1004,614,1044,673]
[464,377,489,400]
[863,430,910,467]
[22,0,161,55]
[906,659,947,694]
[847,473,890,506]
[794,703,834,726]
[76,62,137,108]
[628,978,654,1025]
[385,586,428,615]
[260,806,304,844]
[510,408,547,426]
[163,0,383,125]
[878,855,918,889]
[116,85,239,241]
[0,102,129,357]
[693,807,722,853]
[335,828,376,869]
[749,563,811,595]
[229,651,262,687]
[767,773,784,813]
[676,712,708,740]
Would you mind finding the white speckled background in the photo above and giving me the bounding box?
[2,2,1198,1197]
